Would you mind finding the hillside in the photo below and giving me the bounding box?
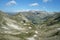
[0,11,60,40]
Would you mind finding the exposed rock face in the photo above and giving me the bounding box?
[0,11,60,40]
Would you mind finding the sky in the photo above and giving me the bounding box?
[0,0,60,12]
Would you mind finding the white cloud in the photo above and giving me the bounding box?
[29,3,39,6]
[6,0,16,6]
[43,0,49,3]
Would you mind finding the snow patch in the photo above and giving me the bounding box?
[26,32,29,33]
[23,23,27,25]
[4,17,17,23]
[6,23,25,31]
[57,28,60,30]
[35,31,38,34]
[7,23,19,29]
[33,34,37,37]
[28,27,32,29]
[27,37,35,40]
[2,27,9,30]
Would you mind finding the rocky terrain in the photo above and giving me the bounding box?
[0,11,60,40]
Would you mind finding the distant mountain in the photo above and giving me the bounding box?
[17,11,51,24]
[0,11,60,40]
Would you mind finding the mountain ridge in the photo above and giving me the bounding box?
[0,11,60,40]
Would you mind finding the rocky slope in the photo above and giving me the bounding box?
[18,11,49,24]
[0,11,60,40]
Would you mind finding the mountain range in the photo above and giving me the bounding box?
[0,10,60,40]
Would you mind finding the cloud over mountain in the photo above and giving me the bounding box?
[29,3,39,6]
[43,0,50,3]
[6,0,17,6]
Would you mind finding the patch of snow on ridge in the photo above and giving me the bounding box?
[28,27,32,29]
[6,23,19,29]
[2,27,9,30]
[57,28,60,30]
[6,22,25,31]
[4,17,17,23]
[33,34,37,37]
[35,31,38,34]
[4,31,21,35]
[27,37,35,40]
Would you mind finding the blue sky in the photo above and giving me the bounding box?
[0,0,60,12]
